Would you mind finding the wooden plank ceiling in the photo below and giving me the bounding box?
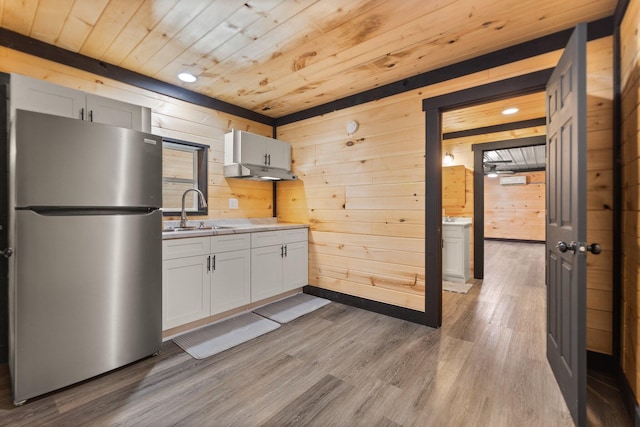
[0,0,616,118]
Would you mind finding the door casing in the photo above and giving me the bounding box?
[422,70,552,327]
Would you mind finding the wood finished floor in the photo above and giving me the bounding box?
[0,241,631,426]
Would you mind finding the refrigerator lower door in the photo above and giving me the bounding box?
[11,210,162,404]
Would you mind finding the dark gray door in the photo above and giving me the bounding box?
[546,23,589,426]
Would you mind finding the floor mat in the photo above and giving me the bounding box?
[253,293,331,324]
[173,312,280,360]
[443,280,472,294]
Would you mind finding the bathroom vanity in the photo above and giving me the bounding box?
[442,218,471,283]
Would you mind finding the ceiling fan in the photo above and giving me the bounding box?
[483,160,515,177]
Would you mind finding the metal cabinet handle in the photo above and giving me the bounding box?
[80,108,84,120]
[284,244,287,257]
[267,154,271,165]
[89,110,93,122]
[281,245,284,258]
[207,255,211,272]
[212,255,216,270]
[0,248,13,258]
[264,153,268,165]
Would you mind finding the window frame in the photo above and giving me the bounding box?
[161,137,209,217]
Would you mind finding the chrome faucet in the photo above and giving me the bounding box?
[180,188,208,228]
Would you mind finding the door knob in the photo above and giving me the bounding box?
[0,248,13,258]
[556,241,576,253]
[587,243,601,254]
[579,243,601,255]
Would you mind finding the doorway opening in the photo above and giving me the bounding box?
[422,69,551,327]
[471,136,547,278]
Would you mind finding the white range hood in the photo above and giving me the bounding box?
[224,129,297,181]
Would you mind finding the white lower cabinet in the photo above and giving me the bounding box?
[162,237,211,330]
[251,244,284,301]
[162,228,308,330]
[251,228,308,301]
[210,234,251,315]
[283,240,309,291]
[442,223,471,283]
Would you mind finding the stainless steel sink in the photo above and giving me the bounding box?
[164,227,207,232]
[164,225,236,232]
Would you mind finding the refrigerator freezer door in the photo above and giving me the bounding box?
[12,210,162,403]
[15,109,161,209]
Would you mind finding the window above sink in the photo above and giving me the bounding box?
[162,137,208,217]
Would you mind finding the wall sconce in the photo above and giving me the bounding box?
[443,152,454,165]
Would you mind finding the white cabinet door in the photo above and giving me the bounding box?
[162,256,210,330]
[211,249,251,315]
[86,93,151,132]
[10,73,85,120]
[228,130,292,169]
[267,139,291,170]
[251,244,283,301]
[239,131,269,166]
[442,224,470,282]
[11,74,151,131]
[442,237,464,279]
[283,240,308,291]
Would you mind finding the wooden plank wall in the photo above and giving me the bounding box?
[442,166,466,208]
[621,0,640,401]
[484,171,545,241]
[0,47,275,221]
[586,34,615,356]
[277,36,614,354]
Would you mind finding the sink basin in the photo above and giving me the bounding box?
[164,225,236,232]
[164,227,208,232]
[442,217,472,225]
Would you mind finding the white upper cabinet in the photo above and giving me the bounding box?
[10,74,85,120]
[85,93,151,132]
[10,74,151,132]
[225,129,292,170]
[267,138,291,170]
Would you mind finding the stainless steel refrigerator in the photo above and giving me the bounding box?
[9,109,162,404]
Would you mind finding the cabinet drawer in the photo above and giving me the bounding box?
[282,228,308,243]
[163,237,210,260]
[251,230,283,248]
[212,233,251,253]
[443,225,463,238]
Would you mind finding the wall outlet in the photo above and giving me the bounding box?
[229,198,239,209]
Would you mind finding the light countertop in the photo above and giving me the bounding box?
[442,217,472,226]
[162,218,308,240]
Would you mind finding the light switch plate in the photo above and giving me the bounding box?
[229,198,239,209]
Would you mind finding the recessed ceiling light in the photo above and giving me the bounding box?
[502,107,519,115]
[178,72,197,83]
